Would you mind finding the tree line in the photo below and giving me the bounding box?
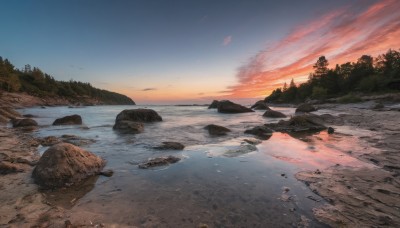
[0,57,135,105]
[265,49,400,103]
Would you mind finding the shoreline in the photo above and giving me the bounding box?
[0,99,399,227]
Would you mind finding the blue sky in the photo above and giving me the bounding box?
[2,0,394,104]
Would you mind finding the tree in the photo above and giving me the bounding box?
[313,56,329,76]
[283,82,288,91]
[289,78,296,88]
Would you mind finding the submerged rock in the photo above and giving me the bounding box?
[265,114,327,133]
[115,109,162,122]
[32,143,106,188]
[251,100,271,110]
[208,100,219,109]
[11,118,38,128]
[52,114,82,125]
[113,120,144,134]
[204,124,231,136]
[138,156,181,169]
[40,136,61,146]
[295,104,317,113]
[154,142,185,150]
[263,109,286,118]
[224,144,257,157]
[327,127,335,134]
[217,100,254,114]
[244,126,273,139]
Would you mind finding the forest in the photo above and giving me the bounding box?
[0,57,135,105]
[265,49,400,103]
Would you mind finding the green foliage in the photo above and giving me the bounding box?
[311,86,327,100]
[338,94,362,103]
[265,49,400,103]
[0,57,135,105]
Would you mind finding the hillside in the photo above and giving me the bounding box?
[0,57,135,106]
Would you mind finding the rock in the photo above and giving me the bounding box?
[40,136,61,146]
[60,134,96,146]
[244,126,273,139]
[295,104,317,113]
[263,109,286,118]
[208,100,219,109]
[11,118,38,128]
[217,100,254,114]
[154,142,185,150]
[22,114,37,118]
[99,169,114,177]
[327,127,335,134]
[32,143,106,188]
[224,144,257,157]
[243,138,262,145]
[373,103,384,110]
[265,114,327,133]
[138,156,180,169]
[52,114,82,125]
[0,161,24,175]
[204,124,231,136]
[113,120,144,134]
[115,109,162,123]
[251,100,271,110]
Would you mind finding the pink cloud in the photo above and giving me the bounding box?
[227,0,400,99]
[223,35,232,46]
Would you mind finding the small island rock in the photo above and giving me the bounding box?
[295,104,317,113]
[217,100,254,114]
[208,100,219,109]
[154,142,185,150]
[204,124,231,136]
[53,114,82,125]
[11,118,38,128]
[263,110,286,118]
[251,100,271,110]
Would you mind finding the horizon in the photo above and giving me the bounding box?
[1,0,399,105]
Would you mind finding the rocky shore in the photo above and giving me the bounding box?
[0,96,399,227]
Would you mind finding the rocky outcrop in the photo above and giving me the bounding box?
[217,100,254,114]
[265,114,327,133]
[0,161,24,175]
[32,143,106,188]
[113,121,144,134]
[208,100,219,109]
[52,114,82,125]
[154,142,185,150]
[115,109,162,122]
[138,156,180,169]
[113,109,161,134]
[251,100,271,110]
[11,118,38,128]
[263,110,286,118]
[295,104,317,113]
[244,126,273,139]
[204,124,231,136]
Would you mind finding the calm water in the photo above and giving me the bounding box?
[18,105,374,227]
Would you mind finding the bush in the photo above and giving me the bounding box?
[311,86,328,100]
[338,94,362,103]
[358,76,379,92]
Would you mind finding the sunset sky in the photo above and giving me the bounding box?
[1,0,399,104]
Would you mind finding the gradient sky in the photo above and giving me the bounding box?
[1,0,399,104]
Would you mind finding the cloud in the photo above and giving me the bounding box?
[228,0,400,98]
[223,36,232,46]
[141,88,157,91]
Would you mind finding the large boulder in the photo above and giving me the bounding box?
[295,104,317,113]
[265,114,326,133]
[32,143,106,188]
[53,114,82,125]
[11,118,38,128]
[263,110,286,118]
[208,100,219,109]
[115,109,162,122]
[251,100,271,110]
[244,126,273,139]
[113,120,144,134]
[217,100,254,114]
[204,124,231,136]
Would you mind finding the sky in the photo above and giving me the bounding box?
[1,0,399,104]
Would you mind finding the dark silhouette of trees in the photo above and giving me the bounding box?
[265,49,400,103]
[0,57,135,105]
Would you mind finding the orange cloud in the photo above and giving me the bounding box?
[227,0,400,99]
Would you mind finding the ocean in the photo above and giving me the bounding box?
[18,105,372,227]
